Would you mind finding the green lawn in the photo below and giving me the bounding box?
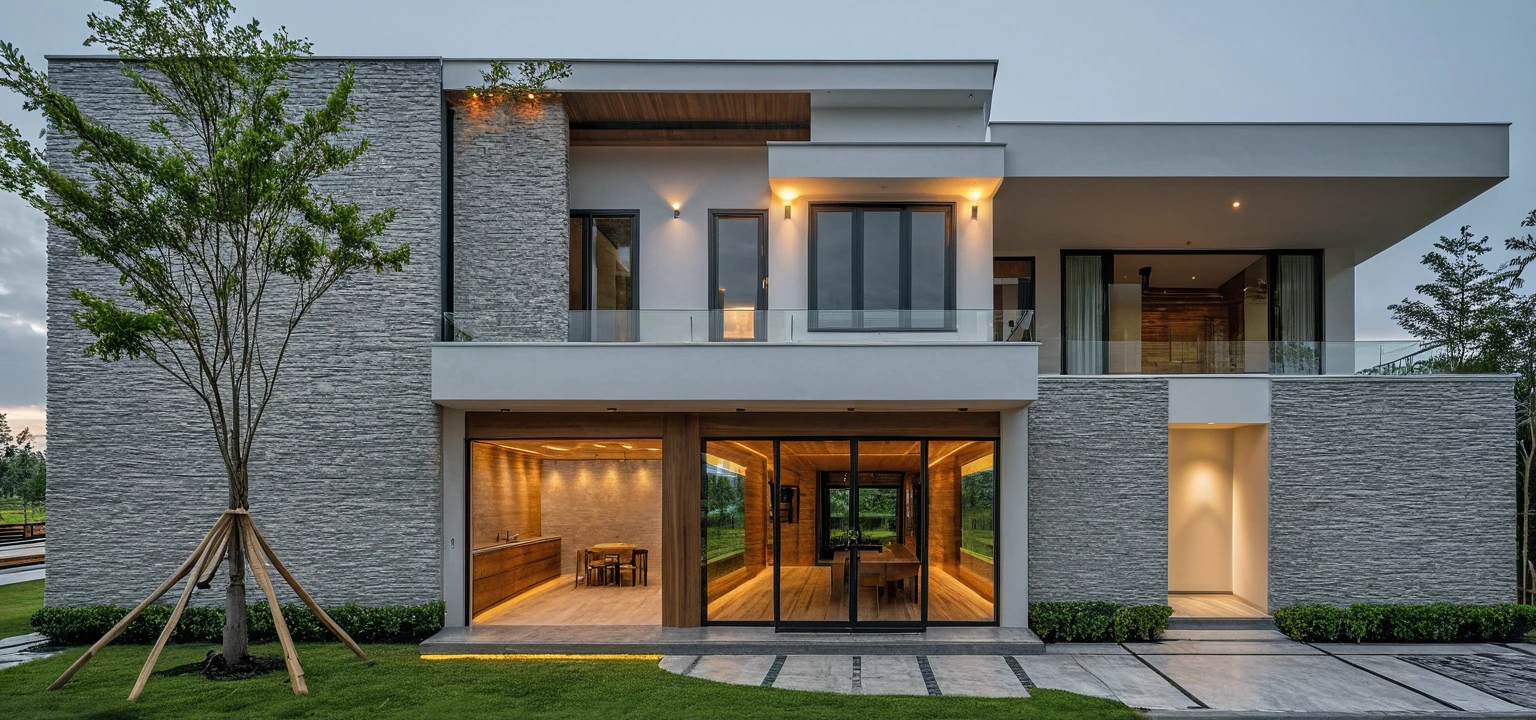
[0,643,1137,719]
[0,579,43,639]
[0,497,45,524]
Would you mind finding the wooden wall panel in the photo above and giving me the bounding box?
[662,413,702,627]
[470,443,541,549]
[467,412,664,439]
[699,412,999,439]
[471,537,562,616]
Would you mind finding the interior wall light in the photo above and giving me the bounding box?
[672,202,681,219]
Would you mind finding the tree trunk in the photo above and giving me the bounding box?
[223,461,250,664]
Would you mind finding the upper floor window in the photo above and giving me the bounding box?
[808,204,955,331]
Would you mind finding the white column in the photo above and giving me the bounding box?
[998,405,1030,627]
[441,407,467,627]
[1323,247,1356,374]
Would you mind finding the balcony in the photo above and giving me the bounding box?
[1064,340,1441,376]
[443,309,1034,344]
[431,310,1038,411]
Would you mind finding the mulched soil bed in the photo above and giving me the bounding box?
[158,651,285,681]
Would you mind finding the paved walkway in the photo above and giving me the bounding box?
[659,630,1536,714]
[0,633,58,671]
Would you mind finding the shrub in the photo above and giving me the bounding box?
[1273,604,1347,642]
[1274,603,1536,643]
[31,600,446,645]
[1113,604,1174,642]
[1029,601,1172,643]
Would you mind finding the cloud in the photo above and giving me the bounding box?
[0,192,47,407]
[0,404,46,452]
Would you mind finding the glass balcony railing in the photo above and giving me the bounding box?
[1062,340,1442,376]
[441,310,1035,344]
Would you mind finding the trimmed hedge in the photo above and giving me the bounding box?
[31,600,445,645]
[1273,603,1536,643]
[1029,601,1173,643]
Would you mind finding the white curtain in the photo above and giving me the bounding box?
[1271,254,1320,374]
[1064,255,1106,374]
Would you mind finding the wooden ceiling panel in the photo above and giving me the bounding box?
[565,91,811,146]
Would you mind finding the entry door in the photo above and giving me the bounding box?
[709,210,768,342]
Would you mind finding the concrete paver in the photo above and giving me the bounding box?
[856,655,927,695]
[682,655,779,686]
[1160,629,1289,641]
[1011,655,1117,699]
[1315,642,1522,655]
[923,655,1029,697]
[1123,639,1321,655]
[1142,654,1449,713]
[1072,653,1198,710]
[1345,655,1527,712]
[1042,642,1127,654]
[770,655,853,693]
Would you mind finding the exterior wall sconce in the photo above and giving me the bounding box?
[971,204,978,220]
[784,203,792,220]
[970,190,981,220]
[672,202,681,219]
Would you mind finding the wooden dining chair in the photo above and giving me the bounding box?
[616,548,649,587]
[602,553,622,586]
[584,549,611,587]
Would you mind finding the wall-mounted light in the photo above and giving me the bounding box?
[672,202,681,219]
[969,190,982,220]
[779,191,797,219]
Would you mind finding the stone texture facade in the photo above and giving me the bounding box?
[45,59,443,607]
[1268,376,1515,607]
[449,94,570,341]
[1027,377,1169,605]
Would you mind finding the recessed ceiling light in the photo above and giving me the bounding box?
[1191,276,1197,280]
[543,445,572,452]
[1231,200,1242,209]
[620,444,633,450]
[592,443,606,448]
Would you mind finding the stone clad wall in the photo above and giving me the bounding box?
[450,95,569,341]
[1027,377,1168,605]
[45,59,443,607]
[1268,376,1514,607]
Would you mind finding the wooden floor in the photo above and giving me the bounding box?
[1168,593,1269,618]
[707,565,993,623]
[475,574,662,626]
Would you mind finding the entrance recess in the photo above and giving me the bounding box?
[703,437,996,630]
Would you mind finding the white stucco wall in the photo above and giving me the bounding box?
[1232,424,1269,610]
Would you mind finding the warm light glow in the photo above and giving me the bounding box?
[542,445,572,452]
[620,443,633,450]
[969,190,983,202]
[671,202,680,211]
[778,189,798,202]
[527,93,536,100]
[592,443,606,448]
[1231,200,1242,209]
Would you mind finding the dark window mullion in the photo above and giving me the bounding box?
[900,209,913,329]
[852,209,865,329]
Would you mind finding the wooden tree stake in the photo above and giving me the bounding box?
[242,519,308,696]
[248,517,368,660]
[48,513,232,691]
[128,520,231,702]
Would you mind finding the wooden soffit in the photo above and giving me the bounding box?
[564,91,810,146]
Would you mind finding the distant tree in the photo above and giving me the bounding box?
[1389,227,1513,373]
[0,413,42,503]
[17,453,46,525]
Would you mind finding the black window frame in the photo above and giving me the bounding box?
[1058,248,1325,374]
[569,209,640,342]
[708,209,769,342]
[807,203,957,332]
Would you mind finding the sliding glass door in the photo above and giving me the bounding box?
[703,438,998,630]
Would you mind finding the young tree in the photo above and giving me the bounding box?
[17,454,45,526]
[0,0,405,690]
[1504,211,1536,603]
[1389,226,1512,373]
[0,413,40,505]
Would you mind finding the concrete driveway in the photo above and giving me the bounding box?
[660,629,1536,716]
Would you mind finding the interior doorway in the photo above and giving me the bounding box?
[1167,424,1269,618]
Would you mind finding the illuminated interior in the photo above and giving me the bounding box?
[1167,425,1270,618]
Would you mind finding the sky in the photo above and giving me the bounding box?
[2,0,1534,444]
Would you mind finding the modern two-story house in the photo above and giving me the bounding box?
[46,57,1514,645]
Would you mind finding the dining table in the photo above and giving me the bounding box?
[830,544,921,603]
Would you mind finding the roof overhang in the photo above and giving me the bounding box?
[989,123,1509,261]
[443,59,997,116]
[768,141,1004,200]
